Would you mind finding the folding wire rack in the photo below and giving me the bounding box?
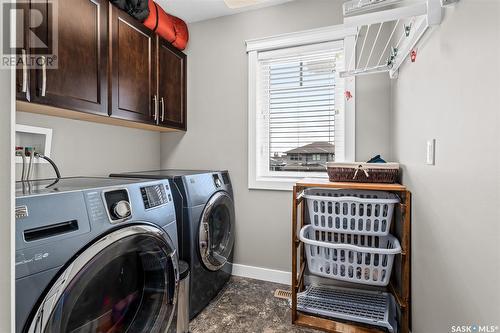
[339,0,459,79]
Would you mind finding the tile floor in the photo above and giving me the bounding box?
[190,276,320,333]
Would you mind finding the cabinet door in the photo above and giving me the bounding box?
[157,38,187,130]
[28,0,108,115]
[109,5,157,123]
[15,1,30,101]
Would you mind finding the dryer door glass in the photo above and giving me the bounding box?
[199,191,235,271]
[28,225,179,333]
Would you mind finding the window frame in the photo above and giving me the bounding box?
[247,25,357,191]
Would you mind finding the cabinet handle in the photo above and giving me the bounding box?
[41,56,46,97]
[21,49,27,93]
[161,97,165,122]
[153,95,158,121]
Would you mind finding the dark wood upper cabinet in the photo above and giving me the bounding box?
[15,1,30,101]
[16,0,187,132]
[109,5,156,124]
[27,0,108,115]
[157,37,187,130]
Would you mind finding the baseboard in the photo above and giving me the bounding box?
[231,263,291,285]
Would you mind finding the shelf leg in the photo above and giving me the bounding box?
[291,185,298,323]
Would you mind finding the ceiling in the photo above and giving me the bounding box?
[156,0,295,23]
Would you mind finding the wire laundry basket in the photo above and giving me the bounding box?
[300,225,401,286]
[295,285,398,333]
[304,188,400,236]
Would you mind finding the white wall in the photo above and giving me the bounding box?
[160,0,392,272]
[390,1,500,331]
[0,68,14,332]
[16,112,161,180]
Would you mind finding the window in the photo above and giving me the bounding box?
[247,25,356,190]
[312,154,321,161]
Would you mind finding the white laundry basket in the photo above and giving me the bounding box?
[295,285,398,333]
[300,225,401,286]
[304,188,400,236]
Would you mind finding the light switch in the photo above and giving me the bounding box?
[426,139,435,165]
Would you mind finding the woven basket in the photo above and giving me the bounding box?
[327,162,400,183]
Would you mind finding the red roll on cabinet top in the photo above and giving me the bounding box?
[143,0,189,50]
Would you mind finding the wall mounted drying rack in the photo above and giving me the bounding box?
[340,0,459,79]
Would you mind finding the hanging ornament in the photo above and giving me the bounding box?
[387,47,398,67]
[410,49,417,63]
[404,23,412,37]
[344,90,353,101]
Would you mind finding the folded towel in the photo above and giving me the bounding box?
[367,155,386,163]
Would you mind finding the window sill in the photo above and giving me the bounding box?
[249,175,328,192]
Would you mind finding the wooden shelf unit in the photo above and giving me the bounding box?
[291,179,411,333]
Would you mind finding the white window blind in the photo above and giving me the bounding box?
[247,26,356,190]
[257,41,346,176]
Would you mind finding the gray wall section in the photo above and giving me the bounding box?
[16,112,162,180]
[357,72,391,159]
[160,0,392,271]
[0,69,13,331]
[390,1,500,331]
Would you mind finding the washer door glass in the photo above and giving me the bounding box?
[199,191,235,271]
[28,225,178,333]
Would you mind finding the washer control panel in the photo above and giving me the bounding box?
[103,189,132,222]
[141,184,168,209]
